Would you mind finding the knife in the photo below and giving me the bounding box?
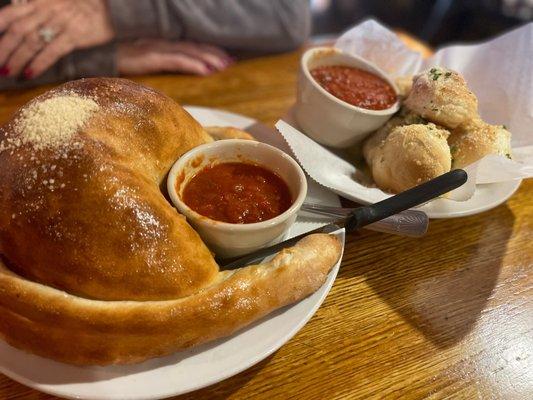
[300,204,429,238]
[220,169,467,269]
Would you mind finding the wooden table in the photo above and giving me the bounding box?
[0,51,532,400]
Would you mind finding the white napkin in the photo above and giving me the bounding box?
[277,20,532,202]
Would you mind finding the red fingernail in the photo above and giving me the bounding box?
[23,68,33,79]
[0,66,9,76]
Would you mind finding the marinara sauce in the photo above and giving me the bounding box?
[181,162,292,224]
[311,65,397,110]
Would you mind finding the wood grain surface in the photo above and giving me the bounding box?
[0,49,531,400]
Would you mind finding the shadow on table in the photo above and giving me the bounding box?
[339,204,515,348]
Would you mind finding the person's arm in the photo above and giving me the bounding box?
[68,43,118,79]
[108,0,311,53]
[0,43,117,90]
[0,0,118,89]
[0,0,309,89]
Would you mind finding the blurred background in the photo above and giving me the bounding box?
[0,0,530,89]
[310,0,532,45]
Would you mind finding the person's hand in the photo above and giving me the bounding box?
[0,0,114,78]
[117,39,234,76]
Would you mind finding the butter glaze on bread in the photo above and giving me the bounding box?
[0,78,218,301]
[449,118,512,169]
[0,78,341,365]
[0,233,340,365]
[404,67,478,129]
[366,124,451,193]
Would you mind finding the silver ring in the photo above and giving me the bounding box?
[39,27,56,44]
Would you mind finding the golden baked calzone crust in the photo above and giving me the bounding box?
[0,78,341,365]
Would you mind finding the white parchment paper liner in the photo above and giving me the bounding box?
[277,20,532,203]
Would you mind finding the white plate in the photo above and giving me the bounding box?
[326,177,521,219]
[0,107,345,400]
[414,180,521,218]
[282,107,522,218]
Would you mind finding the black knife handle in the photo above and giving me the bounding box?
[346,169,467,232]
[221,169,467,269]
